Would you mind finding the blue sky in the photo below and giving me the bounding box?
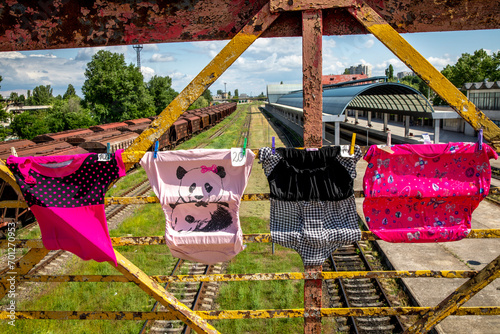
[0,29,499,99]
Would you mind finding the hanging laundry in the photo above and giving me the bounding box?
[259,146,362,266]
[140,149,254,264]
[363,142,497,243]
[6,151,126,265]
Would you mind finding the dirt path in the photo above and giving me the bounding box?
[240,104,285,220]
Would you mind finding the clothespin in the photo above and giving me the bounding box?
[387,131,392,146]
[478,129,483,151]
[107,143,111,155]
[154,140,159,158]
[242,138,247,156]
[272,137,275,154]
[350,133,356,155]
[10,147,18,157]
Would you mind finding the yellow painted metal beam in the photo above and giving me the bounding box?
[1,307,499,321]
[0,248,50,300]
[2,229,500,249]
[1,269,478,284]
[122,4,280,169]
[113,250,219,334]
[347,1,500,150]
[0,162,22,196]
[406,254,500,333]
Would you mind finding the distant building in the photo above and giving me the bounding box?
[322,74,368,85]
[463,80,500,135]
[397,71,414,80]
[347,64,372,77]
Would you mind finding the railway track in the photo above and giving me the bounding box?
[325,241,406,333]
[196,105,246,149]
[140,260,223,334]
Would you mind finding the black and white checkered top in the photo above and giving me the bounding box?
[259,146,363,266]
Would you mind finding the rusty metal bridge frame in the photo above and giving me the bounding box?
[0,1,500,333]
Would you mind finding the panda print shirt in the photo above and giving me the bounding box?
[140,149,255,264]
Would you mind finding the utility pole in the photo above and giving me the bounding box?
[133,44,143,72]
[224,82,227,97]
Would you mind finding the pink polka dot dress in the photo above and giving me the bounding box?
[363,142,497,243]
[7,150,126,265]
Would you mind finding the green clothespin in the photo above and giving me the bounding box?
[243,137,247,156]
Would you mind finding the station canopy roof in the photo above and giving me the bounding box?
[276,82,436,117]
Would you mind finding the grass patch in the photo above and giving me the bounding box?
[105,168,148,197]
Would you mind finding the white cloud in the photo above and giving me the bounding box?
[0,52,27,59]
[150,53,175,62]
[29,53,57,58]
[142,44,159,52]
[141,66,155,82]
[427,56,452,69]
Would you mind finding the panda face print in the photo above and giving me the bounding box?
[176,165,226,205]
[172,202,233,233]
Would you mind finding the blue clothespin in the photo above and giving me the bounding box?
[272,137,275,154]
[478,129,483,151]
[106,143,110,155]
[154,140,159,158]
[243,138,247,156]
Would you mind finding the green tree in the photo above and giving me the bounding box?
[63,84,77,100]
[201,89,213,103]
[82,50,155,123]
[46,96,96,133]
[343,69,350,74]
[146,75,178,115]
[441,49,500,88]
[234,89,239,98]
[216,89,223,95]
[31,85,54,105]
[385,64,394,81]
[9,92,19,103]
[188,96,209,110]
[10,111,50,139]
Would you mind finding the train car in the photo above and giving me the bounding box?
[118,123,150,134]
[66,130,122,146]
[206,111,217,125]
[32,128,94,144]
[89,122,128,132]
[0,141,76,160]
[79,132,139,153]
[181,114,201,134]
[124,118,151,126]
[170,119,189,145]
[196,113,210,129]
[0,139,36,158]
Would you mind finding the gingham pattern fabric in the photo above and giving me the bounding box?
[259,146,363,266]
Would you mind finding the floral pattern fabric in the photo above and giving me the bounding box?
[363,142,497,243]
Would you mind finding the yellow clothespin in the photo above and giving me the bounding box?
[350,133,356,155]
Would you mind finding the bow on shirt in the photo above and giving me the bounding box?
[201,164,218,174]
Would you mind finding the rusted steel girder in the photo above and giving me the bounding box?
[347,1,500,149]
[302,10,323,148]
[2,229,500,249]
[405,254,500,333]
[113,250,219,334]
[2,269,480,284]
[0,248,50,300]
[2,307,499,321]
[2,1,500,51]
[123,4,280,167]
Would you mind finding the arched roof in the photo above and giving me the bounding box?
[276,82,434,116]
